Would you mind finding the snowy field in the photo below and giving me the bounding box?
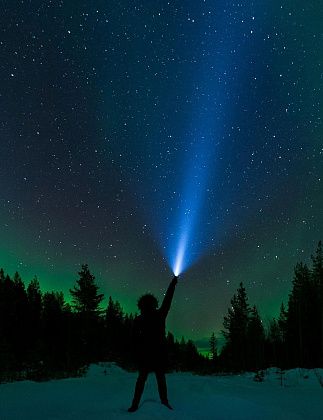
[0,364,322,420]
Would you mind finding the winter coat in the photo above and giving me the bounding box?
[133,278,177,371]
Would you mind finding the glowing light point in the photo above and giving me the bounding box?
[173,249,184,276]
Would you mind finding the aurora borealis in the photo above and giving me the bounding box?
[0,1,322,349]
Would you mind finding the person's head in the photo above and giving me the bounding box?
[137,293,158,314]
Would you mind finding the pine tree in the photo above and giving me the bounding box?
[69,265,104,362]
[0,268,5,283]
[209,332,217,362]
[186,340,200,369]
[11,272,29,366]
[312,241,323,283]
[0,271,12,373]
[106,296,124,326]
[26,276,42,362]
[121,312,134,366]
[287,262,315,367]
[70,264,104,316]
[311,241,323,365]
[166,332,176,371]
[267,318,280,367]
[247,306,265,370]
[277,303,288,367]
[105,296,124,356]
[41,291,67,368]
[277,303,288,343]
[180,339,200,371]
[27,276,42,313]
[222,282,250,371]
[0,269,7,335]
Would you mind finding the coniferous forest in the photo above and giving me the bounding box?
[0,242,322,382]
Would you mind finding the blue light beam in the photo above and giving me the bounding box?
[168,129,216,276]
[164,2,260,276]
[139,2,261,276]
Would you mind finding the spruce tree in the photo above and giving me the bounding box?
[311,241,323,365]
[69,265,104,362]
[105,296,124,356]
[222,282,250,371]
[277,303,288,343]
[247,306,265,370]
[0,272,13,373]
[209,332,217,362]
[12,272,29,366]
[70,264,104,316]
[27,276,42,362]
[27,276,42,316]
[41,291,67,369]
[287,262,314,367]
[277,303,288,367]
[106,296,124,326]
[267,318,281,367]
[0,269,6,337]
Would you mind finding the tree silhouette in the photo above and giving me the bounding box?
[69,264,104,362]
[2,242,323,382]
[105,296,125,358]
[11,272,29,367]
[287,262,313,366]
[247,306,265,370]
[267,318,281,367]
[70,264,104,316]
[42,291,66,367]
[311,241,323,365]
[222,282,250,371]
[276,303,288,367]
[0,271,12,373]
[209,332,217,362]
[26,276,42,364]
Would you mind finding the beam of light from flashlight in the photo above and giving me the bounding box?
[155,5,259,276]
[169,201,204,277]
[173,230,188,276]
[168,139,211,276]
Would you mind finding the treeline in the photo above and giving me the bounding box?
[1,242,322,381]
[215,241,323,372]
[0,265,206,382]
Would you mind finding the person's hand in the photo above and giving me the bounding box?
[172,275,178,284]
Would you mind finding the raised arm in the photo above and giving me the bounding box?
[159,276,178,318]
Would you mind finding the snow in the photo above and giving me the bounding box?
[0,364,322,420]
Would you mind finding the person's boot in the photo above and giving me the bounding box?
[156,371,172,409]
[161,400,173,410]
[127,404,138,412]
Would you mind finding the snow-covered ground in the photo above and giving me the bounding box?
[0,364,322,420]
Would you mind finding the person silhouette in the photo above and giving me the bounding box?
[128,275,178,412]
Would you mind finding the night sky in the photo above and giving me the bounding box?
[1,1,322,350]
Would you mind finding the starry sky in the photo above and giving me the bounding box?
[1,1,322,350]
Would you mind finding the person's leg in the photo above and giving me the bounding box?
[155,370,172,409]
[128,370,149,412]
